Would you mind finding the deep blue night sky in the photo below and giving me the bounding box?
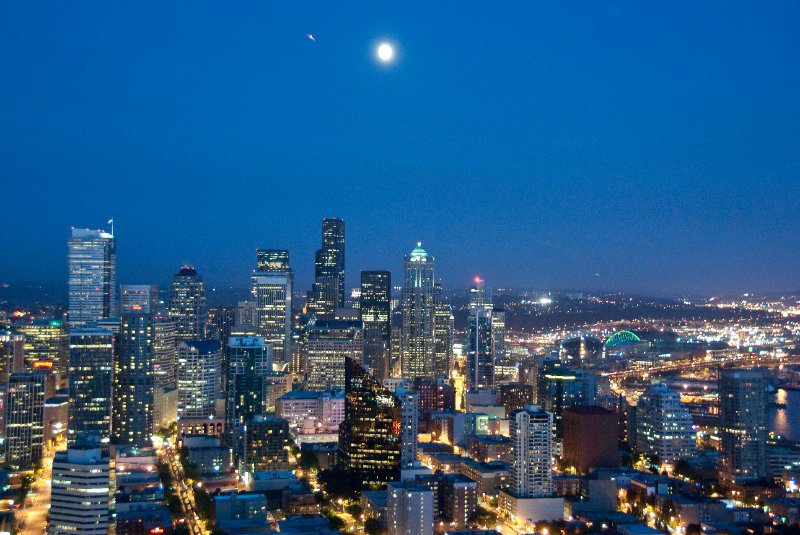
[1,2,798,295]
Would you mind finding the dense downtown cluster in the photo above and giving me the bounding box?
[0,218,798,535]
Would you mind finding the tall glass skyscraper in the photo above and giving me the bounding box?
[67,227,116,326]
[308,218,345,318]
[257,249,290,272]
[360,270,391,381]
[227,335,273,429]
[251,271,292,366]
[177,340,221,418]
[112,312,154,447]
[169,266,207,341]
[339,357,402,484]
[433,283,454,379]
[5,372,46,469]
[68,328,114,445]
[401,243,436,379]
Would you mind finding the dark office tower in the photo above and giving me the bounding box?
[153,315,177,389]
[68,227,116,327]
[112,312,154,447]
[68,328,114,445]
[257,249,290,272]
[433,283,454,379]
[308,218,345,318]
[169,266,207,341]
[719,369,767,483]
[360,271,392,382]
[500,382,534,414]
[414,378,456,415]
[401,243,436,379]
[242,415,292,472]
[208,306,235,348]
[467,308,494,391]
[120,284,158,315]
[319,218,346,307]
[469,277,489,310]
[339,357,402,484]
[227,336,272,429]
[536,359,596,439]
[5,372,46,469]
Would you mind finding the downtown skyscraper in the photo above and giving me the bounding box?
[112,307,154,447]
[719,368,767,483]
[251,249,292,366]
[339,357,402,484]
[308,218,345,320]
[401,243,436,379]
[466,278,505,390]
[360,270,392,381]
[68,328,114,445]
[67,227,116,326]
[169,266,207,340]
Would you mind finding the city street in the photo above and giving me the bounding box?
[17,456,53,534]
[163,444,206,535]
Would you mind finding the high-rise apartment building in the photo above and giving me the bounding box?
[360,270,392,382]
[386,480,434,535]
[251,270,292,366]
[49,434,112,535]
[305,319,363,391]
[635,383,695,464]
[509,406,553,498]
[112,312,154,447]
[169,266,207,340]
[6,372,46,468]
[67,227,116,326]
[719,369,767,483]
[68,328,114,444]
[395,386,419,467]
[401,243,436,379]
[339,357,402,484]
[177,340,221,418]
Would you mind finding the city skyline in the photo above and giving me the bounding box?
[2,3,799,294]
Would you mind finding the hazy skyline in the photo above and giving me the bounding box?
[2,3,799,294]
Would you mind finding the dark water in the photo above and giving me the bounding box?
[769,388,800,442]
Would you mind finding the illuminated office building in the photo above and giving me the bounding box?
[251,269,292,366]
[360,270,392,381]
[257,249,290,272]
[467,308,494,391]
[112,312,154,447]
[305,319,363,391]
[177,340,221,418]
[49,434,112,535]
[18,319,68,392]
[169,266,207,341]
[242,415,291,472]
[339,357,402,484]
[401,243,436,379]
[67,227,116,326]
[509,405,553,498]
[433,283,453,379]
[119,284,158,315]
[68,328,114,444]
[153,315,178,389]
[0,330,24,382]
[6,372,46,469]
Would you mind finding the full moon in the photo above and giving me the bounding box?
[377,42,395,63]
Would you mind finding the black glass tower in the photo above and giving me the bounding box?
[360,270,391,381]
[339,357,402,484]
